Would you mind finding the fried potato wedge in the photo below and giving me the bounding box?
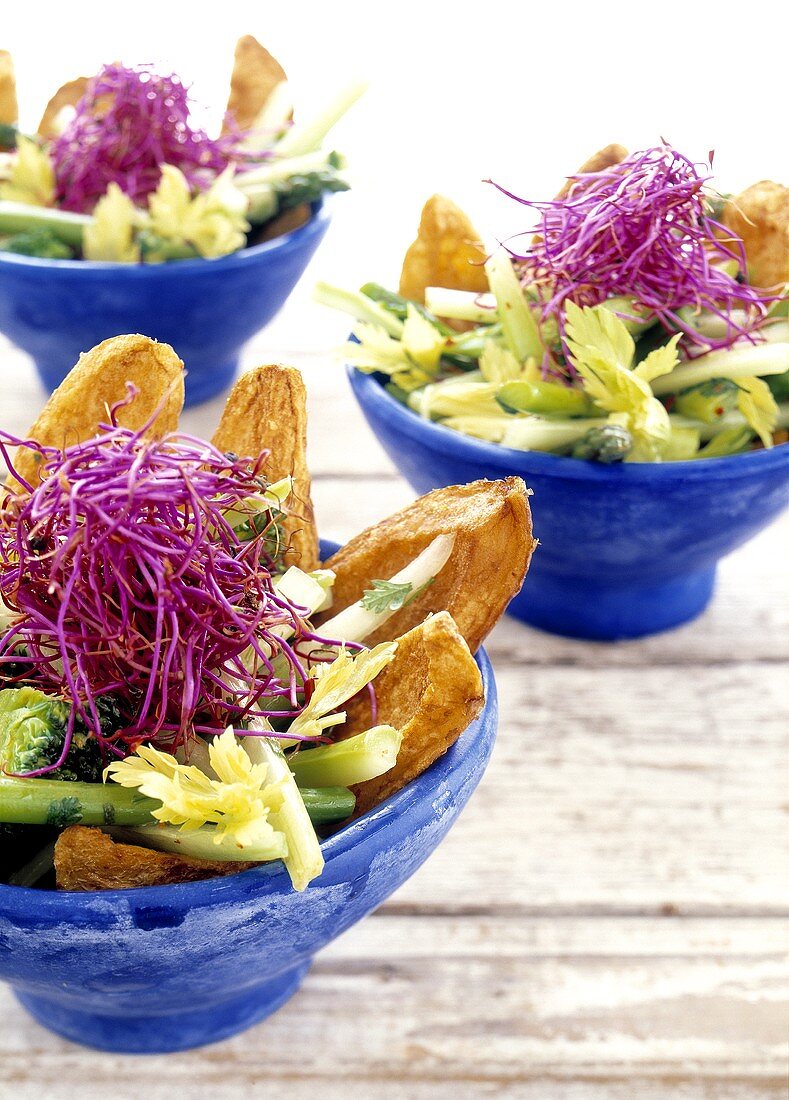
[346,611,484,819]
[0,51,18,125]
[399,194,489,305]
[37,76,89,139]
[54,826,252,890]
[9,334,185,491]
[557,143,628,198]
[722,180,789,290]
[224,34,287,132]
[321,477,534,653]
[212,365,319,570]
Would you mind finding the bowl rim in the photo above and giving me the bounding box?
[0,199,330,276]
[0,612,495,912]
[349,366,789,481]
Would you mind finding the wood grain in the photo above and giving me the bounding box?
[0,335,786,1098]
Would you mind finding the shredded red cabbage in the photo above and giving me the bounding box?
[488,143,774,355]
[0,398,337,770]
[50,64,246,213]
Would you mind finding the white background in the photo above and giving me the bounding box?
[2,0,787,353]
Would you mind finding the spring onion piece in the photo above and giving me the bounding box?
[497,379,594,417]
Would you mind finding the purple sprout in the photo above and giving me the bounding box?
[488,143,776,357]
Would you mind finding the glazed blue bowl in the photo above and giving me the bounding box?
[0,540,497,1053]
[0,201,331,406]
[350,369,789,640]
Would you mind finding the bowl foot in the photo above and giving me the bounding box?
[15,960,310,1053]
[508,565,717,641]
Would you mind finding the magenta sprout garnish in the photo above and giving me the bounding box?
[0,400,340,770]
[488,143,775,359]
[50,63,247,213]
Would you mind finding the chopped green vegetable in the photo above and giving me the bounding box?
[0,200,90,248]
[674,379,740,423]
[571,424,633,463]
[498,378,594,417]
[0,228,73,259]
[695,426,754,458]
[484,247,543,361]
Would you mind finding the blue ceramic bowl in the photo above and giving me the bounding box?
[349,369,789,640]
[0,202,331,407]
[0,540,497,1053]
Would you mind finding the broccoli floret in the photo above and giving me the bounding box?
[0,687,121,781]
[766,370,789,404]
[572,424,633,463]
[1,228,74,259]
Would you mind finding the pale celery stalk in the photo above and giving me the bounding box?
[110,824,287,863]
[242,712,324,891]
[313,281,404,338]
[424,287,497,324]
[318,533,455,644]
[289,726,402,788]
[443,415,607,451]
[274,79,367,157]
[651,344,789,395]
[484,248,542,361]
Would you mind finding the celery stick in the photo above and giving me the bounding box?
[314,281,404,338]
[274,80,367,157]
[651,343,789,395]
[289,726,401,788]
[0,200,90,248]
[111,823,287,863]
[424,287,497,324]
[484,248,543,361]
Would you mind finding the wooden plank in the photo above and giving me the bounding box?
[1,916,785,1098]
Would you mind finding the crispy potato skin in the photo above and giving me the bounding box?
[722,181,789,290]
[257,203,311,242]
[557,143,628,198]
[399,194,489,306]
[321,477,535,653]
[9,335,185,491]
[0,51,18,125]
[211,365,319,570]
[54,827,252,890]
[37,77,89,139]
[346,612,484,819]
[224,34,287,132]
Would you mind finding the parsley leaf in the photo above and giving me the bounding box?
[360,578,434,615]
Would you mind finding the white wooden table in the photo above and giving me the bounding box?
[0,317,787,1100]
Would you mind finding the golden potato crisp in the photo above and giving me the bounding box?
[224,34,287,132]
[10,334,184,491]
[321,477,534,653]
[399,194,489,305]
[212,365,319,570]
[55,826,251,890]
[722,181,789,290]
[557,143,628,198]
[0,51,18,125]
[37,77,89,139]
[346,611,484,819]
